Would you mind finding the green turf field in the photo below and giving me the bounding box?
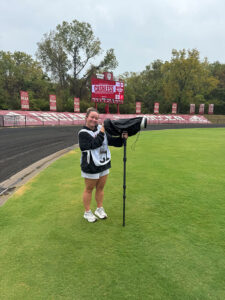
[0,128,225,299]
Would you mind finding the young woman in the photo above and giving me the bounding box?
[78,107,128,222]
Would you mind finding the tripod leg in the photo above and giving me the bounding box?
[123,139,127,226]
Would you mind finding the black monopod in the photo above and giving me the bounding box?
[104,117,147,226]
[122,134,127,227]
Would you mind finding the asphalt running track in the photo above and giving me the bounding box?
[1,123,225,185]
[0,126,82,184]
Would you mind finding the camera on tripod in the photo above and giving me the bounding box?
[103,116,147,226]
[104,116,147,137]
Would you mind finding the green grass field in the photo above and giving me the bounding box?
[1,128,225,299]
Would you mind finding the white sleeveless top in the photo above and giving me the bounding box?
[79,125,111,166]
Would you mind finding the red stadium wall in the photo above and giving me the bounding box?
[0,110,210,127]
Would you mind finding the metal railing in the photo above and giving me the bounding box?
[0,115,85,127]
[1,114,225,128]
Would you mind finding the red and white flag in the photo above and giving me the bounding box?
[49,95,57,111]
[172,103,177,114]
[190,104,195,114]
[208,104,214,114]
[20,91,29,110]
[154,102,159,114]
[136,102,141,114]
[199,104,205,115]
[74,97,80,113]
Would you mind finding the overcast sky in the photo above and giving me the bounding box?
[1,0,225,76]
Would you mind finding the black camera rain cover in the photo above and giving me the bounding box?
[104,117,145,137]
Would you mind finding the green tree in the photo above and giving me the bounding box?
[140,60,165,113]
[119,72,142,113]
[36,31,70,89]
[162,49,218,113]
[208,61,225,114]
[119,60,165,114]
[0,51,51,110]
[36,20,118,102]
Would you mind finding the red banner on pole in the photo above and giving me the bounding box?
[199,104,205,115]
[74,97,80,113]
[190,104,195,114]
[49,95,57,111]
[154,102,159,114]
[172,103,177,114]
[208,104,214,114]
[20,91,29,110]
[136,102,141,114]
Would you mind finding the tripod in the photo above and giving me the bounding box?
[122,137,127,227]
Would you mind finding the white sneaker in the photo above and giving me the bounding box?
[95,207,108,219]
[84,210,98,223]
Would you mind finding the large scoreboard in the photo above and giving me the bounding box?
[91,77,124,104]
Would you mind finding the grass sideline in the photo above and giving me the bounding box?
[0,128,225,299]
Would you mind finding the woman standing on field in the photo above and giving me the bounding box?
[78,108,128,223]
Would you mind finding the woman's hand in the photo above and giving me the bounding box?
[100,124,105,133]
[122,131,128,139]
